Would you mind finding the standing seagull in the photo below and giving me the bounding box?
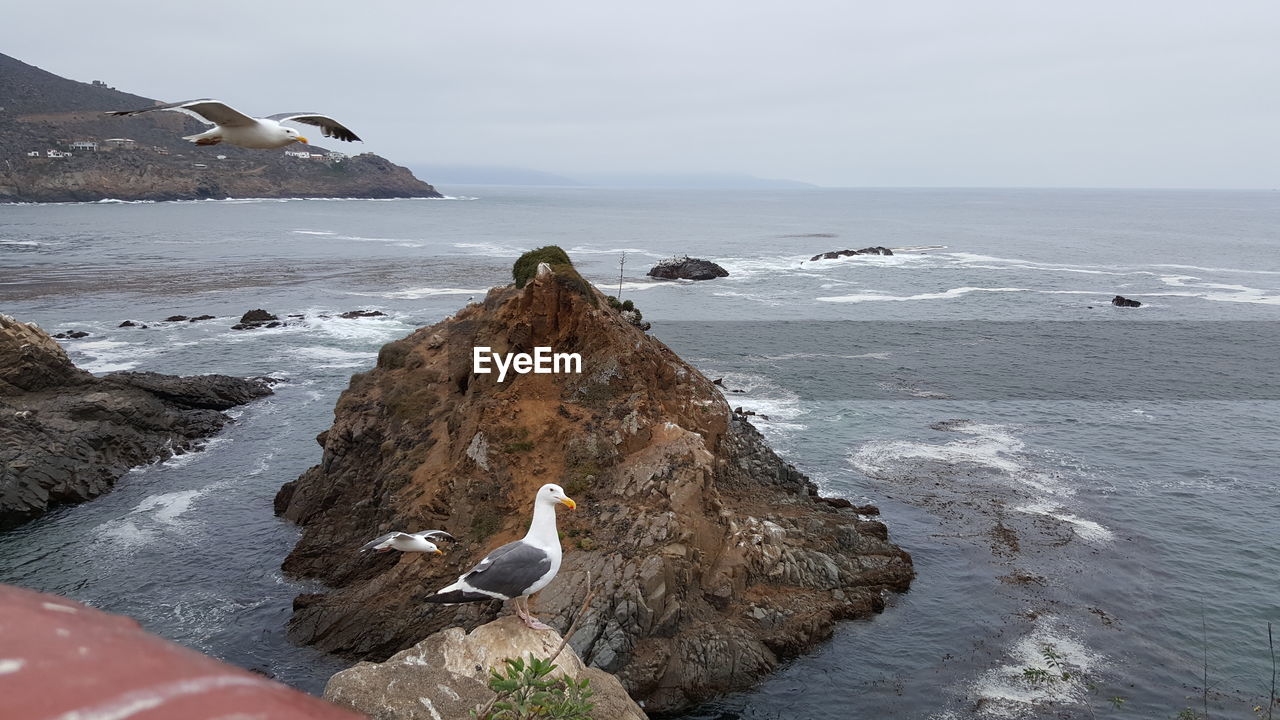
[106,99,361,149]
[360,529,454,555]
[424,483,576,630]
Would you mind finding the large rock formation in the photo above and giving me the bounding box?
[275,256,914,713]
[0,314,273,529]
[325,616,646,720]
[646,256,729,281]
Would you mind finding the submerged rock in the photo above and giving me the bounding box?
[1112,295,1142,308]
[0,314,272,530]
[809,246,893,261]
[646,256,729,281]
[338,310,387,319]
[275,253,913,713]
[324,615,646,720]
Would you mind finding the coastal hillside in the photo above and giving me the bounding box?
[275,251,915,713]
[0,52,440,202]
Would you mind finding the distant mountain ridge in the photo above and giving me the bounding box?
[415,165,819,189]
[0,52,440,202]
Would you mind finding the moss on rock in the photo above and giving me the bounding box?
[512,246,573,288]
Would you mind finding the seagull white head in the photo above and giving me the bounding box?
[537,483,576,510]
[283,127,309,144]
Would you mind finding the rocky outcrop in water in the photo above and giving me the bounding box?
[646,256,729,281]
[324,616,646,720]
[1112,295,1142,308]
[809,246,894,261]
[275,255,913,713]
[232,309,282,330]
[0,314,272,530]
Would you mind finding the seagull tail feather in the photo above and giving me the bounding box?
[423,589,495,604]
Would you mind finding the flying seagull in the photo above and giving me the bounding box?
[106,99,361,149]
[360,529,454,555]
[424,483,576,630]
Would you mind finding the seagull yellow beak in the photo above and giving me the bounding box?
[434,548,444,555]
[297,136,309,144]
[560,497,577,510]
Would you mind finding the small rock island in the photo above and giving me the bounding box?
[276,248,914,713]
[646,256,730,281]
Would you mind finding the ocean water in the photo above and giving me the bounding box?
[1,188,1277,718]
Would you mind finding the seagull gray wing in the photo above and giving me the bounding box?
[360,531,410,552]
[264,113,362,142]
[107,99,258,127]
[458,540,552,599]
[417,530,455,541]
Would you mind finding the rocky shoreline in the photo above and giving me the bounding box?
[275,251,914,713]
[0,152,440,203]
[0,314,273,530]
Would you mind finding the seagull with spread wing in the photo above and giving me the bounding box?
[360,529,454,555]
[106,99,361,149]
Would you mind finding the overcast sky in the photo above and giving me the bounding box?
[4,1,1277,187]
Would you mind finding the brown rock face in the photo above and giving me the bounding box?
[275,269,914,713]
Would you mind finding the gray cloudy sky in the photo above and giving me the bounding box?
[4,1,1278,187]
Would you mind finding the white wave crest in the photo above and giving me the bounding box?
[970,616,1103,718]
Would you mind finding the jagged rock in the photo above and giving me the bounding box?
[809,246,893,261]
[646,256,729,281]
[118,320,137,327]
[338,310,387,319]
[239,309,278,323]
[51,331,89,339]
[188,315,215,322]
[324,616,646,720]
[1112,295,1142,308]
[232,309,281,330]
[163,315,189,322]
[0,314,272,530]
[275,258,913,713]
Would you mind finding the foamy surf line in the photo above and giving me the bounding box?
[969,616,1103,718]
[816,287,1099,303]
[349,287,486,299]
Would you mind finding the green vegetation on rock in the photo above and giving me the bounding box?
[512,246,597,305]
[513,246,573,288]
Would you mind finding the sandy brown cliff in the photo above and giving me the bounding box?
[275,257,914,713]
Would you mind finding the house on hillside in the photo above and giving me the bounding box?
[327,152,348,162]
[284,150,311,159]
[26,151,40,157]
[103,138,137,149]
[46,150,72,158]
[68,141,98,152]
